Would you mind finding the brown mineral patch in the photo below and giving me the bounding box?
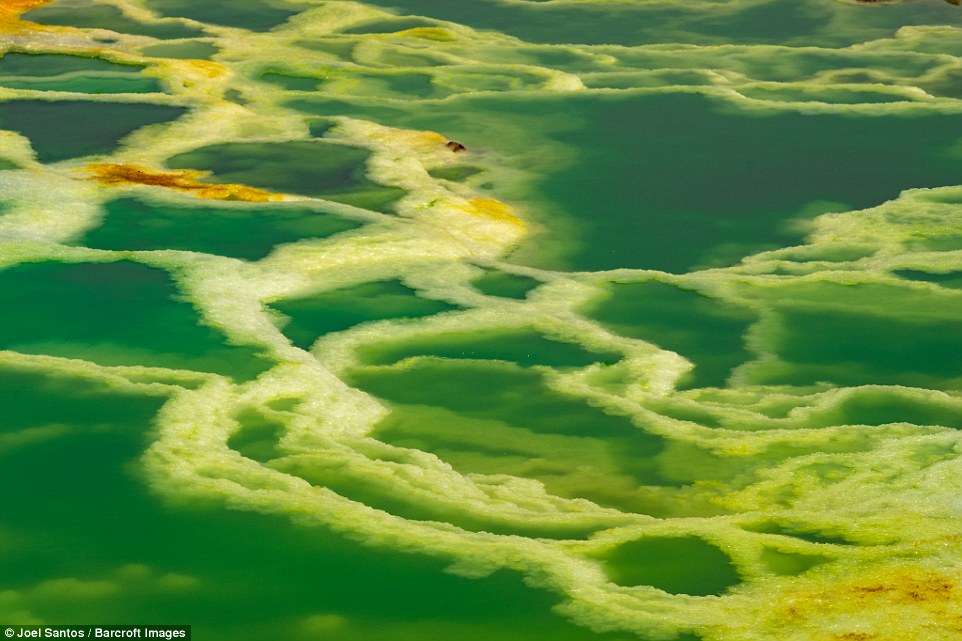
[83,163,283,202]
[750,563,962,641]
[847,570,955,605]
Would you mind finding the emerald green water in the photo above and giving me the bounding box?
[143,0,302,31]
[24,1,205,39]
[0,261,270,379]
[4,1,962,640]
[140,41,219,60]
[582,281,755,388]
[470,269,542,299]
[354,0,962,46]
[80,197,362,260]
[356,328,621,368]
[271,281,459,350]
[0,368,630,641]
[290,91,962,271]
[597,537,741,594]
[166,142,407,210]
[0,101,185,163]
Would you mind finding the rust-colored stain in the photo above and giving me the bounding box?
[0,0,53,32]
[0,0,50,14]
[846,570,955,604]
[458,197,526,230]
[770,566,962,641]
[83,163,283,202]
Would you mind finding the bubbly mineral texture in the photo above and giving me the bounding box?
[2,0,962,639]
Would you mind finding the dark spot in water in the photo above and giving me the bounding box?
[470,269,541,299]
[446,140,467,152]
[308,119,336,138]
[429,164,484,182]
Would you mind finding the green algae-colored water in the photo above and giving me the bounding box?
[3,1,962,640]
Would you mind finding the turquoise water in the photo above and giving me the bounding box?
[2,0,962,640]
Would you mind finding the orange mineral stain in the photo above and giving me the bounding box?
[83,163,283,202]
[0,0,53,32]
[0,0,50,14]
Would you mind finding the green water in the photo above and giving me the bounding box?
[4,1,962,640]
[352,0,962,47]
[0,53,162,94]
[166,141,407,210]
[271,280,459,350]
[80,197,362,261]
[290,90,962,271]
[0,261,270,379]
[356,328,621,368]
[0,101,185,163]
[140,41,219,60]
[470,269,542,299]
[143,0,302,31]
[597,536,741,595]
[0,368,630,641]
[23,1,205,39]
[582,280,755,388]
